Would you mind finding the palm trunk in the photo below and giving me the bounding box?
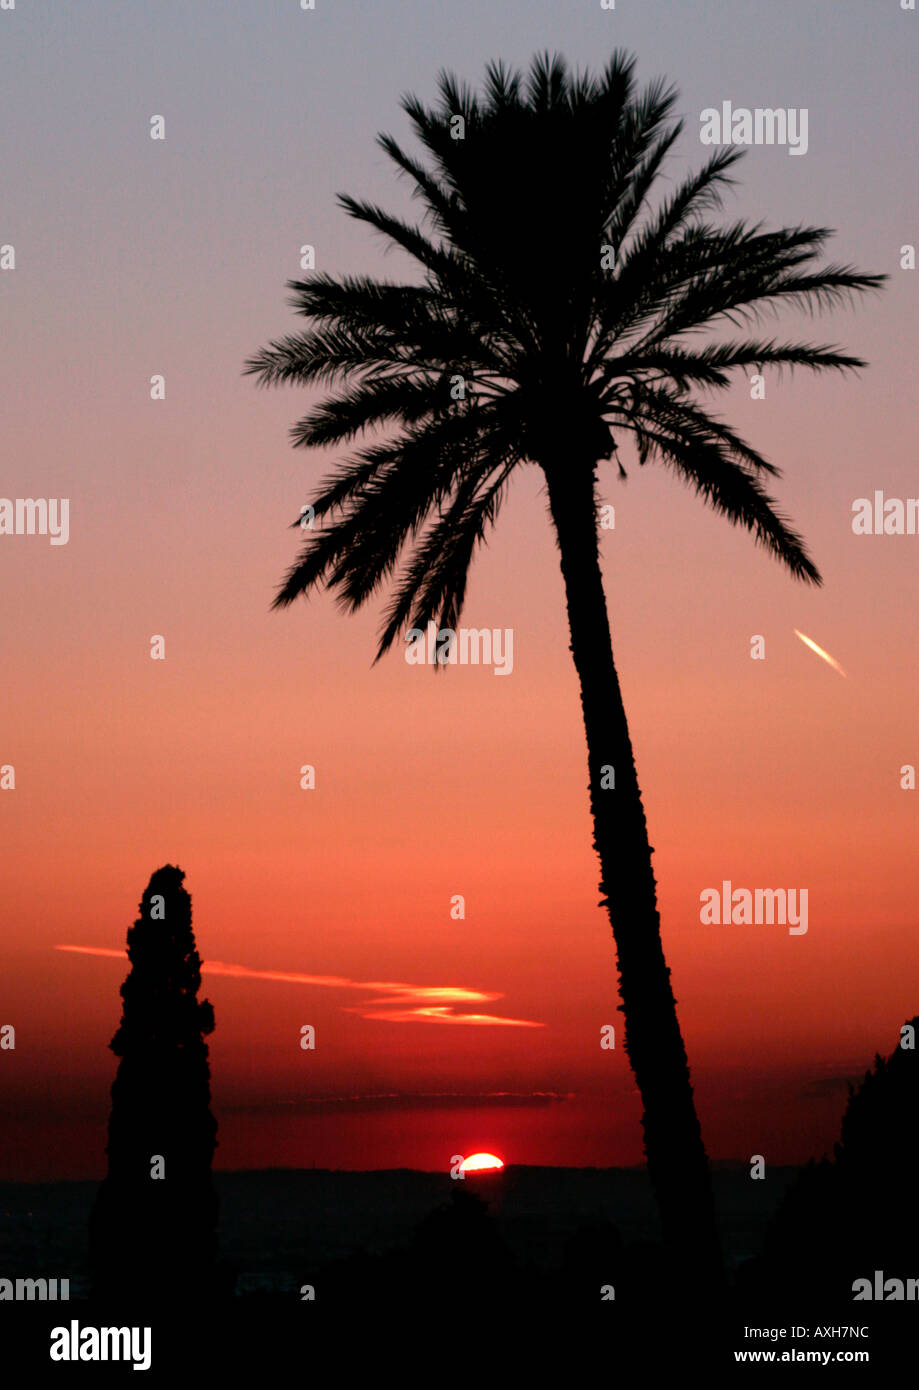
[544,459,724,1288]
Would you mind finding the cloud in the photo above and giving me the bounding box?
[799,1074,862,1099]
[231,1091,572,1114]
[54,945,544,1027]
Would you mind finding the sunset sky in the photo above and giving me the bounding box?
[2,0,917,1181]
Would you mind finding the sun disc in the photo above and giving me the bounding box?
[461,1152,504,1172]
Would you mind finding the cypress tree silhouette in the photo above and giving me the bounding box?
[90,865,219,1301]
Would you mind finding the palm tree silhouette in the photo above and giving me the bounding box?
[246,52,882,1284]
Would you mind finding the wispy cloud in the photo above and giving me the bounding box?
[231,1091,571,1114]
[800,1074,861,1098]
[54,946,543,1027]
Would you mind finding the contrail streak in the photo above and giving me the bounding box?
[794,629,847,678]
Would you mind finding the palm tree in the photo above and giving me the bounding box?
[246,51,882,1285]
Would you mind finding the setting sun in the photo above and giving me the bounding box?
[461,1153,505,1173]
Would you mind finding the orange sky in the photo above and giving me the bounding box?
[4,433,917,1177]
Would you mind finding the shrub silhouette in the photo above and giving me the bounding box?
[89,865,220,1301]
[405,1184,515,1304]
[751,1017,919,1302]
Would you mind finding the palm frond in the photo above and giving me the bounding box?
[630,422,822,583]
[247,49,883,642]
